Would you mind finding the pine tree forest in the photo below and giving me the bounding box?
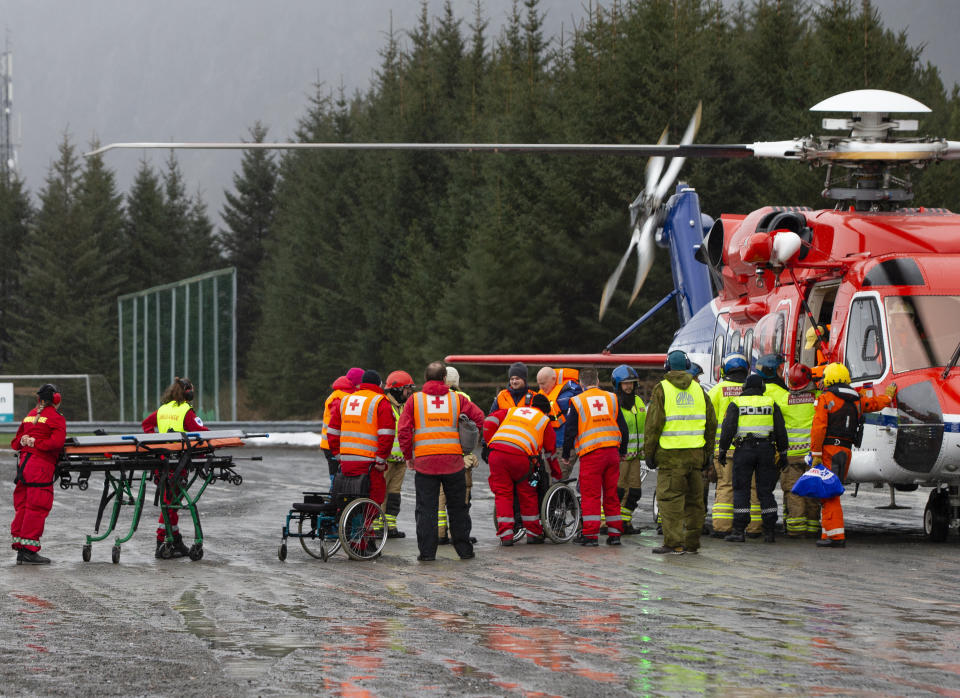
[1,0,958,418]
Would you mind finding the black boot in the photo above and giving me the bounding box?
[18,549,51,565]
[170,534,190,558]
[763,527,776,543]
[724,529,746,542]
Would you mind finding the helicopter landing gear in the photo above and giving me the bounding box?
[923,487,956,542]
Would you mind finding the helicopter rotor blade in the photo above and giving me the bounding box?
[644,127,669,200]
[628,216,657,307]
[654,102,702,202]
[599,226,642,320]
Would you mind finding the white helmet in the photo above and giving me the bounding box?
[445,366,460,388]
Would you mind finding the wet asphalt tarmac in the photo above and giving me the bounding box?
[2,446,960,697]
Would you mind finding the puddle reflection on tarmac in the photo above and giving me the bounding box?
[3,447,960,695]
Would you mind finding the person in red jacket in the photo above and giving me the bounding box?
[484,394,561,545]
[142,377,209,558]
[11,383,66,565]
[327,369,395,506]
[398,361,485,561]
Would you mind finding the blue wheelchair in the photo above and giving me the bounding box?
[279,487,387,562]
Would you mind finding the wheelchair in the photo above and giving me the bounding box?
[492,459,582,544]
[279,488,387,562]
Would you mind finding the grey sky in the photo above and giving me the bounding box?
[1,0,957,230]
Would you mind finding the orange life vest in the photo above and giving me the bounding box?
[569,388,621,456]
[411,390,462,458]
[320,389,348,449]
[496,388,535,410]
[338,389,385,463]
[490,406,551,456]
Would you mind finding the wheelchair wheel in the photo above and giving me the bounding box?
[541,482,581,543]
[299,514,341,560]
[339,498,387,561]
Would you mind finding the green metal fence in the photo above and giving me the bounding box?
[118,268,237,422]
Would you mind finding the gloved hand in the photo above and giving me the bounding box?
[885,382,898,398]
[778,452,789,471]
[481,444,490,463]
[717,451,727,466]
[702,453,712,469]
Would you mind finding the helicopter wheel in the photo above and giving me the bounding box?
[924,489,951,542]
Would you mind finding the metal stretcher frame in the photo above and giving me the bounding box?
[55,430,261,563]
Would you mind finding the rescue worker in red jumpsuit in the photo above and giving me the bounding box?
[327,369,395,507]
[142,377,209,558]
[10,384,66,565]
[562,367,629,546]
[484,394,561,546]
[810,362,897,548]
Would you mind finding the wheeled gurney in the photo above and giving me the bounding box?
[55,430,262,563]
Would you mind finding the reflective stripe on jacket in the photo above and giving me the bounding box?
[730,394,775,439]
[412,390,462,457]
[490,406,550,456]
[708,379,743,453]
[339,390,388,463]
[621,394,646,458]
[157,401,191,433]
[320,389,347,449]
[659,380,707,449]
[782,390,816,456]
[570,388,621,456]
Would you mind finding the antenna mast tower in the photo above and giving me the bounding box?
[0,41,17,182]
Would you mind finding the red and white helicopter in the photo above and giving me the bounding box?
[92,89,960,539]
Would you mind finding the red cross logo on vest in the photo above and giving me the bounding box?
[427,394,449,413]
[344,395,366,416]
[588,396,609,416]
[516,407,535,419]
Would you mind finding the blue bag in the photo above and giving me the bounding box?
[791,465,845,498]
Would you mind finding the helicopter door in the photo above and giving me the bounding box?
[797,282,839,367]
[844,294,886,382]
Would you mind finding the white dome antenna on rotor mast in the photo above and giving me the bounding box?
[811,89,931,140]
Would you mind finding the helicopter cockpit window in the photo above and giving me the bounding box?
[846,297,885,381]
[885,295,960,373]
[752,312,785,364]
[728,330,742,355]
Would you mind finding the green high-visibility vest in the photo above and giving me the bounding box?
[390,403,404,461]
[708,379,743,453]
[780,389,816,456]
[621,394,646,458]
[659,380,707,449]
[731,394,775,439]
[157,401,191,433]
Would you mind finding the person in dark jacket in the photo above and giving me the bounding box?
[717,373,789,543]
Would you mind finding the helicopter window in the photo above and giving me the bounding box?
[753,312,785,362]
[885,295,960,373]
[846,298,885,381]
[728,330,742,354]
[713,333,725,382]
[863,259,925,287]
[743,329,754,361]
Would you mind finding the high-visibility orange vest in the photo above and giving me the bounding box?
[556,368,579,385]
[539,386,564,426]
[338,389,385,463]
[569,388,621,456]
[411,390,462,458]
[496,389,534,410]
[320,389,349,449]
[490,406,550,456]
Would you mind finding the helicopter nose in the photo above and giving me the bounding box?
[893,381,943,474]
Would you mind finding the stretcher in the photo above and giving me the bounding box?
[55,430,263,563]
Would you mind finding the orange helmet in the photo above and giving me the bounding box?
[385,370,415,388]
[787,363,813,391]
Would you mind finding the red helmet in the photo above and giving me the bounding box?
[787,363,813,391]
[385,370,415,388]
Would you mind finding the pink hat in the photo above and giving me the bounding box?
[345,367,364,386]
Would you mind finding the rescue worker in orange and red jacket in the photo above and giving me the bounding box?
[10,384,66,565]
[320,367,364,485]
[810,363,897,548]
[327,369,395,506]
[142,377,209,558]
[488,362,537,414]
[562,367,630,546]
[484,394,561,546]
